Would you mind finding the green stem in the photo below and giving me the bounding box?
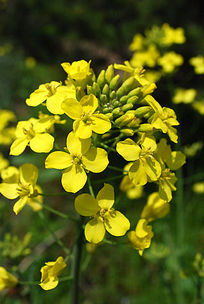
[38,211,71,256]
[87,175,95,197]
[99,143,116,153]
[18,280,39,285]
[38,192,69,196]
[108,165,125,173]
[93,174,125,184]
[70,218,84,304]
[42,203,77,222]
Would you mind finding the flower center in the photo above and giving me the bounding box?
[17,183,32,197]
[23,125,35,140]
[45,84,58,97]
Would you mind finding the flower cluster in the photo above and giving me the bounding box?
[0,58,185,291]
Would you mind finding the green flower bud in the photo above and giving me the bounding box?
[97,70,106,88]
[127,96,139,104]
[112,100,120,107]
[105,65,114,83]
[142,83,157,97]
[102,84,109,96]
[105,113,113,119]
[102,107,110,114]
[112,107,121,115]
[100,94,108,104]
[122,103,133,112]
[109,74,120,90]
[87,85,94,94]
[92,82,101,97]
[110,90,116,100]
[115,113,135,127]
[120,128,134,136]
[127,87,142,98]
[138,123,153,132]
[120,95,129,104]
[134,106,151,117]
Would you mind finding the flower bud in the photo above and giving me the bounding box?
[122,103,133,112]
[102,84,109,95]
[110,90,116,99]
[100,94,108,104]
[120,128,134,136]
[109,74,120,90]
[92,82,101,97]
[97,70,106,88]
[138,123,153,132]
[120,95,129,104]
[134,106,151,117]
[127,96,139,104]
[105,64,114,83]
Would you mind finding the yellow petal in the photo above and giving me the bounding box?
[166,151,186,170]
[0,183,19,199]
[40,278,59,291]
[85,217,105,243]
[30,133,54,153]
[80,94,98,114]
[129,160,147,186]
[61,98,82,119]
[26,84,48,106]
[91,114,111,134]
[116,139,141,161]
[13,196,28,215]
[73,119,93,139]
[62,165,87,193]
[96,183,114,209]
[143,156,161,181]
[66,131,91,155]
[46,95,64,115]
[27,185,43,211]
[75,193,99,216]
[10,138,29,156]
[45,151,73,169]
[1,166,19,183]
[19,163,38,185]
[104,210,130,236]
[82,147,109,173]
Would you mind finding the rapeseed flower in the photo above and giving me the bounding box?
[75,183,130,243]
[173,88,197,104]
[158,169,177,202]
[128,219,154,255]
[39,257,66,290]
[10,118,54,155]
[158,51,183,73]
[0,267,18,291]
[45,131,109,193]
[161,23,186,46]
[62,94,111,139]
[116,135,161,186]
[26,81,76,114]
[189,56,204,74]
[120,163,143,199]
[61,60,92,87]
[141,192,170,222]
[0,164,43,214]
[0,109,16,145]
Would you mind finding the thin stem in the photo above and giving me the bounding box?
[108,165,125,173]
[42,203,77,222]
[38,192,70,196]
[18,280,39,285]
[70,218,84,304]
[59,275,73,282]
[87,175,95,197]
[93,174,125,184]
[38,211,71,256]
[99,143,116,153]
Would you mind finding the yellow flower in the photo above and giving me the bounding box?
[10,118,54,156]
[0,164,43,214]
[0,267,18,291]
[62,94,111,139]
[156,138,186,170]
[141,192,170,222]
[173,88,197,104]
[0,109,16,145]
[130,44,160,68]
[0,153,9,172]
[45,131,109,193]
[120,163,143,199]
[192,100,204,115]
[75,184,130,244]
[158,169,177,202]
[158,51,183,73]
[146,95,179,143]
[26,81,76,114]
[61,60,92,87]
[129,34,144,51]
[189,56,204,74]
[192,182,204,194]
[128,219,154,256]
[39,256,66,290]
[116,135,161,186]
[161,23,186,46]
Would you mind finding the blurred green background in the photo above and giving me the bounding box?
[0,0,204,303]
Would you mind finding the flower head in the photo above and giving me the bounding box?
[39,257,66,290]
[128,219,154,255]
[45,132,109,193]
[0,164,42,214]
[62,94,111,139]
[75,184,130,243]
[10,117,55,156]
[61,60,92,87]
[0,267,18,291]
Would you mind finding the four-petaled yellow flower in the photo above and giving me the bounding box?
[120,163,143,199]
[61,60,92,87]
[117,135,161,186]
[62,94,111,139]
[128,219,154,256]
[0,267,18,291]
[39,256,66,290]
[75,183,130,244]
[141,192,170,222]
[0,164,43,214]
[45,131,109,193]
[26,81,76,114]
[10,118,54,156]
[146,95,179,143]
